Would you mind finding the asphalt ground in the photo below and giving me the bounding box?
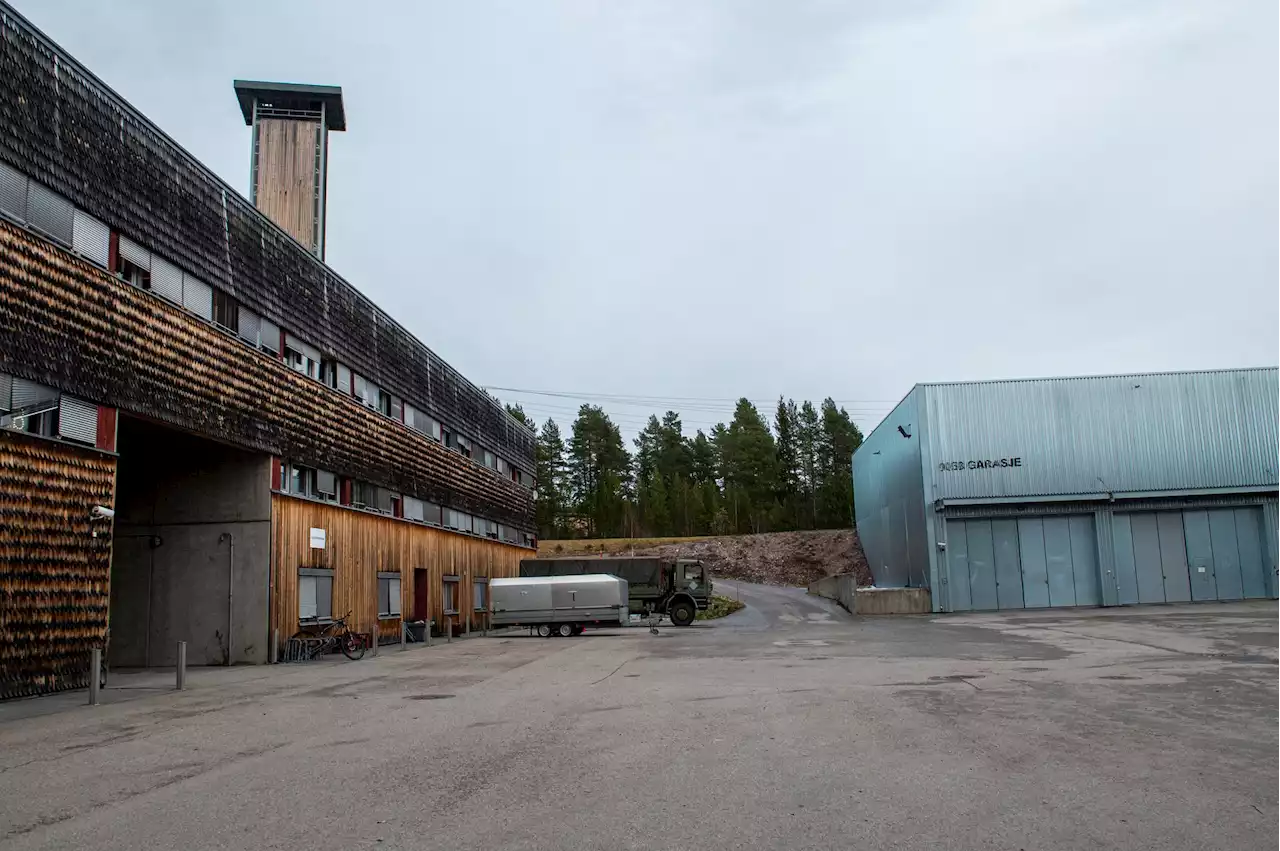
[0,583,1275,850]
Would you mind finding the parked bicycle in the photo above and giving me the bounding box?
[291,612,367,661]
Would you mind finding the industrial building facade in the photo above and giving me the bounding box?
[0,3,535,698]
[854,368,1279,613]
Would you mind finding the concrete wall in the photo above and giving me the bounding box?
[807,575,856,612]
[110,419,271,666]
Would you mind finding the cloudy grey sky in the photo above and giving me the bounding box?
[25,0,1278,437]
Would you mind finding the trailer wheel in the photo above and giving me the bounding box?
[536,624,552,638]
[669,600,696,627]
[557,623,574,638]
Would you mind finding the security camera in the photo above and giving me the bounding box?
[91,506,115,519]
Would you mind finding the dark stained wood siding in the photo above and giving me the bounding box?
[0,432,116,699]
[0,223,535,531]
[272,496,521,645]
[0,7,534,465]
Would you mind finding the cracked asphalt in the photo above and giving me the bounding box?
[0,583,1275,850]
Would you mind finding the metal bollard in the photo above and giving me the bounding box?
[271,628,279,664]
[88,647,101,706]
[401,620,407,651]
[482,613,488,637]
[371,626,379,657]
[176,641,187,690]
[447,619,453,643]
[426,620,433,647]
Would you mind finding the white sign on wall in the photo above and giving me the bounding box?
[309,527,326,549]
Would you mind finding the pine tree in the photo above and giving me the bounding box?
[505,403,536,431]
[716,399,779,534]
[534,419,567,538]
[815,398,864,529]
[774,397,800,528]
[568,405,631,537]
[796,401,821,529]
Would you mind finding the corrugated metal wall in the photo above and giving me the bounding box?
[852,388,930,587]
[922,368,1279,502]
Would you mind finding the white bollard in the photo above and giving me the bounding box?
[176,641,187,690]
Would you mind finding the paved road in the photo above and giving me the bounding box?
[0,586,1275,850]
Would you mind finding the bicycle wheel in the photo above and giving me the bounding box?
[341,632,366,661]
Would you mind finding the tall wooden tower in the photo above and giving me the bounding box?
[234,80,346,260]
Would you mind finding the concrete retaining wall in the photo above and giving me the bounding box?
[807,575,856,612]
[808,576,932,615]
[853,587,932,615]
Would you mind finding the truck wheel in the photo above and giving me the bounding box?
[557,623,574,638]
[669,601,695,627]
[536,624,552,638]
[571,625,584,636]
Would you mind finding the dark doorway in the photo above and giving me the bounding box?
[413,568,429,622]
[109,415,272,667]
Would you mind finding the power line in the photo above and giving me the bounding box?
[484,385,896,407]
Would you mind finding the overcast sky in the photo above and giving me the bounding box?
[25,0,1278,437]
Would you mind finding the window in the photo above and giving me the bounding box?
[521,532,537,548]
[473,579,487,611]
[496,457,510,477]
[427,417,442,441]
[260,317,281,356]
[119,257,151,289]
[423,501,442,525]
[316,469,337,502]
[378,573,402,618]
[299,568,334,622]
[116,236,152,289]
[213,289,239,333]
[288,464,317,497]
[284,334,320,380]
[320,360,349,392]
[448,433,472,458]
[403,495,425,522]
[352,479,377,507]
[353,374,378,408]
[443,577,459,614]
[377,389,393,417]
[390,494,402,517]
[480,518,498,539]
[481,449,496,470]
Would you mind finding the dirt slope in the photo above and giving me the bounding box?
[538,529,871,588]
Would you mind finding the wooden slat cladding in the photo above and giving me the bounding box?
[272,495,521,644]
[0,10,534,464]
[253,118,318,252]
[0,432,116,699]
[0,223,535,530]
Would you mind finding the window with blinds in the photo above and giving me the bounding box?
[71,209,110,268]
[57,396,98,445]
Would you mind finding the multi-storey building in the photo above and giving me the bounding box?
[0,2,536,698]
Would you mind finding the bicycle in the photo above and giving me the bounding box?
[292,612,367,661]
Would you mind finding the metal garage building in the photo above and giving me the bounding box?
[853,368,1278,612]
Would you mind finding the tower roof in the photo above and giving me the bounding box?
[233,80,346,131]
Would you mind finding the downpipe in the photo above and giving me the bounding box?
[220,532,235,665]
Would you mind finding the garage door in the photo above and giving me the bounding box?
[1112,508,1272,604]
[945,516,1099,612]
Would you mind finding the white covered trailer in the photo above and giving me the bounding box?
[490,575,629,637]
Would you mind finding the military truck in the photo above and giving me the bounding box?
[519,557,712,626]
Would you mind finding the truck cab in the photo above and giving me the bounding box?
[674,559,712,611]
